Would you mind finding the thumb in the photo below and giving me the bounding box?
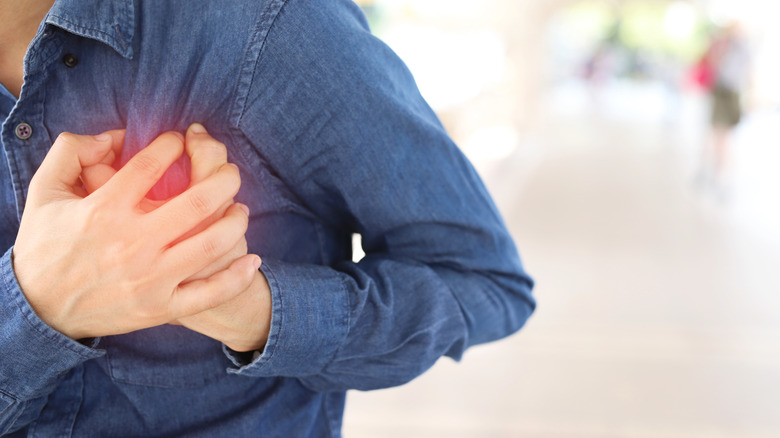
[29,130,125,203]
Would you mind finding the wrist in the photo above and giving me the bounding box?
[223,270,271,352]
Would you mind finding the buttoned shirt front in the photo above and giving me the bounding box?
[0,0,535,436]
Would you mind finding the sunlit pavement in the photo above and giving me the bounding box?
[342,81,780,438]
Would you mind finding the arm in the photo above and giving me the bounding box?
[226,0,534,391]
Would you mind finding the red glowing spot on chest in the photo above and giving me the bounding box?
[121,150,192,201]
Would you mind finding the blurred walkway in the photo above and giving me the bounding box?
[342,82,780,438]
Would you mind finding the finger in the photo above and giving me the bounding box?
[147,163,242,244]
[80,129,126,193]
[186,123,228,186]
[167,254,260,320]
[98,148,117,166]
[180,123,232,242]
[95,131,184,207]
[184,236,248,282]
[99,129,127,166]
[80,163,117,194]
[29,131,122,202]
[160,203,250,279]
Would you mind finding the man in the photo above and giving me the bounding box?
[0,0,535,436]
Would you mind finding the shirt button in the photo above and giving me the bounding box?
[15,122,33,140]
[62,53,78,68]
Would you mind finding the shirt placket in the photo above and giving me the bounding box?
[1,26,85,437]
[1,25,60,221]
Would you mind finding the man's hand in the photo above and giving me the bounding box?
[81,124,273,353]
[13,129,260,340]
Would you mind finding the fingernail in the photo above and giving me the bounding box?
[252,256,262,270]
[189,123,207,134]
[94,133,111,142]
[237,203,250,216]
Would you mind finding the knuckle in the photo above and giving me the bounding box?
[126,278,167,322]
[55,131,78,147]
[187,191,214,216]
[219,163,241,191]
[219,162,239,176]
[200,236,223,259]
[80,198,116,229]
[129,153,162,177]
[237,210,250,231]
[223,215,247,240]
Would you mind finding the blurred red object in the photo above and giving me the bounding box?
[689,53,715,90]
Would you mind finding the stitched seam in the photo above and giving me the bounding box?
[247,263,283,370]
[230,0,289,128]
[318,273,352,372]
[47,15,119,47]
[8,144,27,220]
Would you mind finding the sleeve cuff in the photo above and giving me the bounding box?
[0,247,104,399]
[224,258,350,378]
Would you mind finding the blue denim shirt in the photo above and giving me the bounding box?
[0,0,535,436]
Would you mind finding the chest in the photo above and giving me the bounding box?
[1,63,348,269]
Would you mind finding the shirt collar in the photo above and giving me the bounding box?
[44,0,135,59]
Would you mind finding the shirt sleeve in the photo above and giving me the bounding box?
[226,0,535,391]
[0,247,104,434]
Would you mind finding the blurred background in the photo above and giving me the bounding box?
[342,1,780,437]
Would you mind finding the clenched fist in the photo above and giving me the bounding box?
[13,129,260,340]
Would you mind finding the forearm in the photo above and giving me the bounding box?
[224,237,533,392]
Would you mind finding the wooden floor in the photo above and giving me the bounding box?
[342,84,780,437]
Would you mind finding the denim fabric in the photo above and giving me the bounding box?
[0,0,535,436]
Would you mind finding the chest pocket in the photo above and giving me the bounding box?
[100,325,229,388]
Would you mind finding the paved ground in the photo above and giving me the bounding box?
[342,83,780,437]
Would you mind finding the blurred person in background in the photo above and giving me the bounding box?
[696,22,751,198]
